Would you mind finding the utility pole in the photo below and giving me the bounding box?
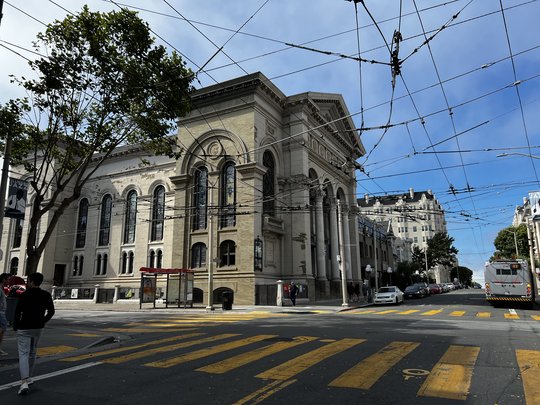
[0,135,12,261]
[337,200,349,307]
[374,229,379,292]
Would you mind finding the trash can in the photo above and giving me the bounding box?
[6,296,19,325]
[222,291,233,310]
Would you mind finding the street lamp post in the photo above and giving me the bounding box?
[365,264,372,302]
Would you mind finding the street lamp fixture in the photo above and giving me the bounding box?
[387,266,392,285]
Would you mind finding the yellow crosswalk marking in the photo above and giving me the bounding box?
[421,310,443,316]
[351,309,378,314]
[329,341,420,389]
[102,327,198,333]
[450,311,466,317]
[532,315,540,321]
[197,336,317,374]
[38,346,76,356]
[504,313,520,320]
[476,312,491,318]
[256,338,364,381]
[233,379,297,405]
[105,333,237,365]
[67,333,101,338]
[398,310,421,315]
[418,345,480,400]
[62,333,205,362]
[144,335,277,368]
[374,309,400,315]
[516,349,540,405]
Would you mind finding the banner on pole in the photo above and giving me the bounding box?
[5,178,27,219]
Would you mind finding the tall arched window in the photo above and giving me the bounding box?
[76,198,89,248]
[191,242,207,268]
[122,252,128,274]
[219,240,236,267]
[98,195,112,246]
[193,167,208,230]
[73,256,79,276]
[10,257,19,275]
[220,162,236,228]
[156,249,163,268]
[124,190,137,244]
[102,253,108,275]
[149,250,155,268]
[128,252,134,274]
[96,254,102,275]
[263,151,275,216]
[151,185,165,241]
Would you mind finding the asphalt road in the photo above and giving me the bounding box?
[1,289,539,404]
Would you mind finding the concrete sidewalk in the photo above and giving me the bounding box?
[50,298,369,313]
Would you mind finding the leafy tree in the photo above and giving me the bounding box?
[427,232,458,267]
[0,7,194,274]
[493,224,529,260]
[450,266,473,286]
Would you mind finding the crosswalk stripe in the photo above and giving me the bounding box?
[352,309,378,314]
[417,345,480,400]
[532,315,540,321]
[104,333,237,364]
[62,333,205,362]
[516,349,540,404]
[256,338,364,381]
[329,341,420,389]
[421,310,443,316]
[476,312,491,318]
[102,327,198,333]
[504,313,520,320]
[450,311,466,317]
[144,335,277,368]
[398,310,421,315]
[197,336,318,375]
[374,309,400,315]
[38,345,76,356]
[233,379,297,405]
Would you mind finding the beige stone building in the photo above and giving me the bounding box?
[0,72,366,305]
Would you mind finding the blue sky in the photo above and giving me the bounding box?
[1,0,540,284]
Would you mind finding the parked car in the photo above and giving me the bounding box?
[404,284,427,298]
[374,286,404,305]
[428,283,441,294]
[413,282,430,296]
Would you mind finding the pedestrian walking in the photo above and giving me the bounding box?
[289,282,299,306]
[13,272,55,396]
[0,273,9,356]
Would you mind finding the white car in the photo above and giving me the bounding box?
[374,286,404,305]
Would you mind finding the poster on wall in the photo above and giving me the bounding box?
[5,178,28,219]
[141,276,156,303]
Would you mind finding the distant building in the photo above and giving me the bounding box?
[357,188,449,283]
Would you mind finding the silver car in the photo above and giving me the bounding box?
[374,286,404,305]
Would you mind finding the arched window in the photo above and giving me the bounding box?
[149,250,155,268]
[12,218,23,248]
[220,162,236,228]
[102,253,108,275]
[96,254,102,275]
[73,256,78,276]
[193,167,208,230]
[156,249,162,268]
[151,186,165,241]
[98,195,112,246]
[263,151,275,216]
[191,242,207,268]
[128,252,134,274]
[124,190,137,244]
[219,240,236,267]
[122,252,128,274]
[75,198,88,248]
[10,257,19,275]
[79,256,84,276]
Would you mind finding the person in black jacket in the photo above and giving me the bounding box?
[13,272,55,396]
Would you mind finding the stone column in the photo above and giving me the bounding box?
[276,280,284,306]
[329,199,340,281]
[113,284,120,303]
[93,284,99,303]
[315,189,327,280]
[342,205,352,280]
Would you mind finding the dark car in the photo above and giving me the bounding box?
[404,284,427,298]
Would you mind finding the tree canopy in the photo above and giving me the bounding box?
[0,6,194,274]
[492,224,529,260]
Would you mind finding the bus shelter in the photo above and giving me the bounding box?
[139,267,194,309]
